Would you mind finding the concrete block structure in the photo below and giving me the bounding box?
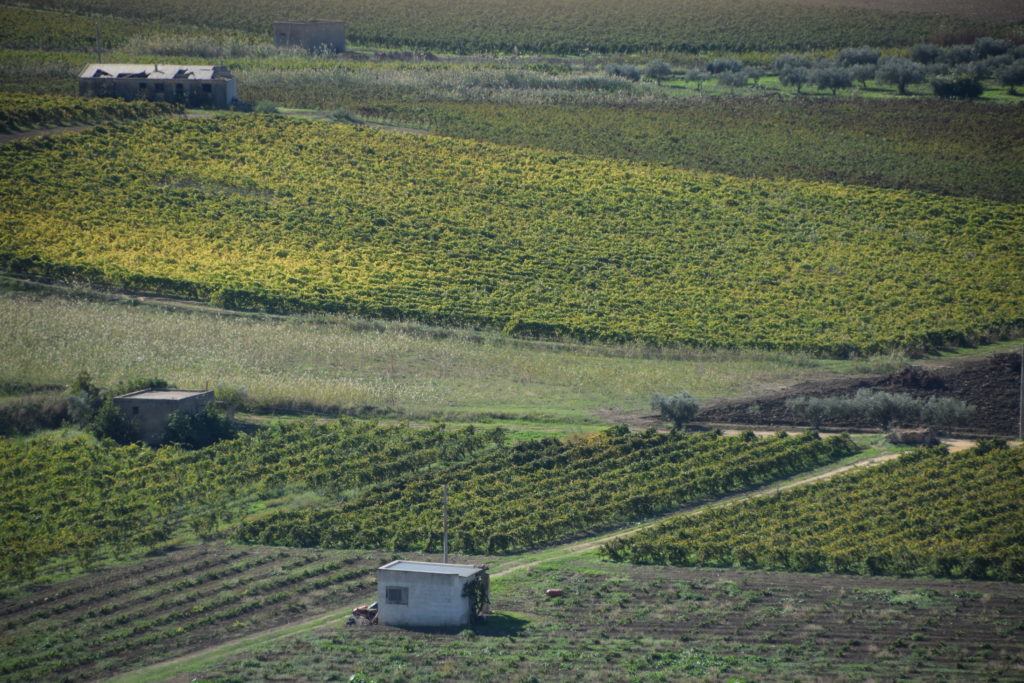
[272,20,346,52]
[377,561,489,628]
[113,389,214,445]
[79,64,237,109]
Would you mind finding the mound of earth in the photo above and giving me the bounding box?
[697,351,1021,437]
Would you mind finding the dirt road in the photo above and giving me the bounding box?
[115,442,935,682]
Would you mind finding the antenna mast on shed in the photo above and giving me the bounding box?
[442,483,449,564]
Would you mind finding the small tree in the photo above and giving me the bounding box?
[875,56,924,95]
[651,391,700,429]
[165,403,235,449]
[941,44,974,65]
[744,66,766,86]
[836,46,880,66]
[114,377,168,395]
[87,396,136,444]
[921,396,975,431]
[605,63,640,81]
[684,68,711,91]
[932,75,984,99]
[778,66,809,93]
[773,54,811,72]
[717,70,749,91]
[849,63,876,88]
[810,66,852,95]
[644,60,672,84]
[67,370,103,426]
[706,58,743,74]
[785,396,829,429]
[910,43,943,64]
[850,389,920,430]
[998,59,1024,95]
[973,36,1012,58]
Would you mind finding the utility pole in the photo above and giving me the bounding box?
[442,482,449,564]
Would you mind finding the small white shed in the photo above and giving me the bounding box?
[377,560,488,628]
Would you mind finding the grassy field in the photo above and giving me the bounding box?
[3,116,1021,355]
[0,282,898,424]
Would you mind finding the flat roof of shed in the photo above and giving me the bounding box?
[79,64,232,80]
[379,561,484,577]
[114,389,213,401]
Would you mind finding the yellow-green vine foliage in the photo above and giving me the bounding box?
[1,116,1021,355]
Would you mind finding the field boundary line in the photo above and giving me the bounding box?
[114,440,968,682]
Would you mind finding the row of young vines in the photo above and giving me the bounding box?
[18,0,1011,54]
[0,421,855,585]
[0,94,179,133]
[602,441,1024,582]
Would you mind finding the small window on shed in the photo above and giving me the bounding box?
[202,83,212,93]
[385,586,408,605]
[138,82,147,90]
[132,406,139,415]
[155,83,165,92]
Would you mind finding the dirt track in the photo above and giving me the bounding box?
[119,445,919,682]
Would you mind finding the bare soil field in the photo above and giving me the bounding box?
[698,351,1022,436]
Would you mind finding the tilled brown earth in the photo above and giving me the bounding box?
[698,351,1022,436]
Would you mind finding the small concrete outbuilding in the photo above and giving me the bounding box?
[113,389,214,445]
[272,20,346,52]
[79,64,237,108]
[377,561,489,628]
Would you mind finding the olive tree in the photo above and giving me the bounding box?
[685,68,711,91]
[644,60,672,84]
[875,56,925,95]
[999,59,1024,94]
[810,66,852,95]
[651,391,700,429]
[778,66,809,93]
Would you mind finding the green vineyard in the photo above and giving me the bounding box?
[602,441,1024,582]
[18,0,1010,54]
[2,116,1021,355]
[0,93,180,133]
[403,99,1024,204]
[0,545,386,682]
[0,422,856,584]
[235,428,857,553]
